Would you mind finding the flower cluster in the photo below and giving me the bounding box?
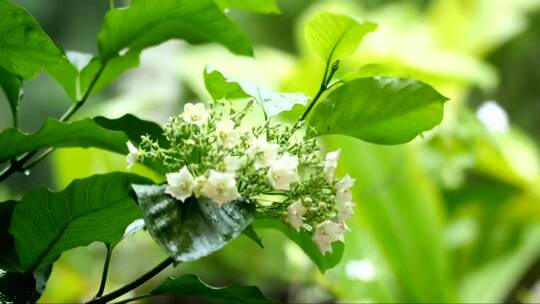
[126,100,356,254]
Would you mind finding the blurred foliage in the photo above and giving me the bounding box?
[1,0,540,303]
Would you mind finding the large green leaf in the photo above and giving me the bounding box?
[309,77,448,145]
[252,217,344,273]
[305,12,376,63]
[215,0,280,14]
[0,114,164,164]
[133,184,254,262]
[204,68,308,117]
[47,51,140,100]
[9,173,151,272]
[151,274,274,303]
[97,0,252,61]
[0,67,22,125]
[0,0,63,79]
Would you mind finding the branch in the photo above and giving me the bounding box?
[298,60,340,122]
[94,244,114,299]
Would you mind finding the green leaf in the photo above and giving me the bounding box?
[97,0,252,61]
[309,77,448,145]
[9,173,151,272]
[0,0,63,79]
[152,274,274,303]
[47,51,140,100]
[252,218,344,273]
[204,68,308,117]
[0,67,22,124]
[242,225,264,249]
[0,114,164,164]
[215,0,280,14]
[305,12,376,63]
[133,184,254,262]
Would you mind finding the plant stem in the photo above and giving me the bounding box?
[298,60,340,122]
[87,257,175,304]
[0,63,107,183]
[94,244,114,299]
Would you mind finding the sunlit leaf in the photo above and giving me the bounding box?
[133,184,254,262]
[252,217,344,273]
[204,68,308,117]
[0,67,22,124]
[152,274,274,303]
[9,173,151,271]
[309,77,448,145]
[215,0,280,14]
[0,0,63,79]
[305,12,376,63]
[0,114,164,165]
[97,0,252,61]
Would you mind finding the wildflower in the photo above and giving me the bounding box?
[165,166,194,202]
[286,200,306,232]
[224,155,243,173]
[201,170,241,206]
[126,141,139,170]
[312,220,347,254]
[246,135,279,169]
[337,201,355,221]
[182,103,209,126]
[267,153,299,190]
[216,119,240,147]
[336,174,355,203]
[323,149,341,182]
[193,176,207,198]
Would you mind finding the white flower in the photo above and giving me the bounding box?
[126,141,139,170]
[224,155,243,173]
[267,153,298,190]
[337,201,356,221]
[165,166,194,202]
[182,103,209,126]
[336,174,355,203]
[216,119,240,147]
[193,176,207,198]
[201,170,240,206]
[324,149,341,182]
[286,200,306,232]
[246,135,279,169]
[312,220,348,254]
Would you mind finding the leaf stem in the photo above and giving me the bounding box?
[94,244,114,299]
[0,63,107,183]
[87,257,175,304]
[298,60,340,122]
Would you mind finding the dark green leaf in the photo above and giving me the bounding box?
[152,274,274,303]
[242,225,264,249]
[305,12,376,63]
[133,185,254,262]
[0,266,50,303]
[215,0,280,14]
[252,218,344,273]
[97,0,252,61]
[0,67,22,124]
[9,173,151,272]
[309,77,448,145]
[0,0,63,79]
[0,114,164,164]
[204,68,308,117]
[0,201,19,272]
[47,51,140,100]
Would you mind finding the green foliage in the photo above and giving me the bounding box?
[204,68,308,116]
[305,12,376,64]
[0,115,163,164]
[47,51,140,100]
[0,67,21,125]
[152,274,274,303]
[9,173,150,272]
[215,0,280,14]
[133,184,254,262]
[309,77,448,144]
[97,0,252,61]
[252,218,344,273]
[0,0,63,79]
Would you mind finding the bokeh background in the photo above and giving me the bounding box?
[1,0,540,302]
